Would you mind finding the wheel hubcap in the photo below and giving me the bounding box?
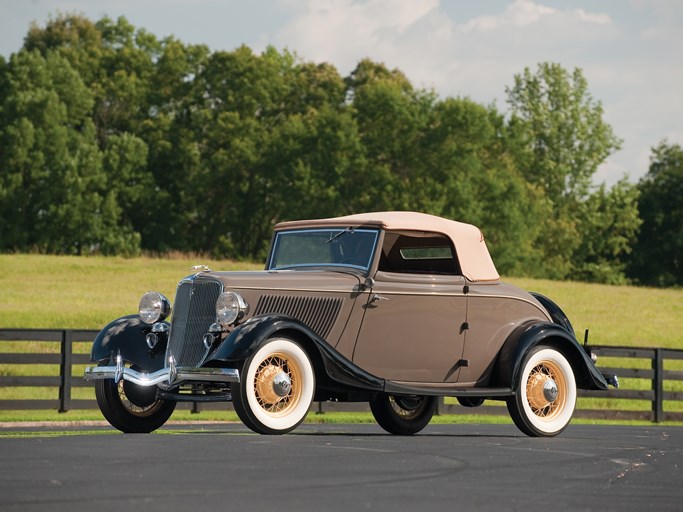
[543,379,558,402]
[273,371,292,397]
[254,364,286,404]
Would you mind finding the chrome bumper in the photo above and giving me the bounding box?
[84,354,240,388]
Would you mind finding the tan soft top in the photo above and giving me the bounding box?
[275,211,500,282]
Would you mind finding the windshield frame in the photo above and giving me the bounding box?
[267,227,380,272]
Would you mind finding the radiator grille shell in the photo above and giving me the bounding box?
[167,278,222,367]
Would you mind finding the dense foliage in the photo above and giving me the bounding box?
[628,142,683,286]
[0,14,676,285]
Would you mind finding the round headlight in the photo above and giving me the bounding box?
[216,291,249,327]
[139,291,171,324]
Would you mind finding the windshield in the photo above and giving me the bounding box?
[268,228,380,271]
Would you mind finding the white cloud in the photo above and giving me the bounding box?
[265,0,683,184]
[4,0,680,184]
[462,0,556,31]
[270,0,440,74]
[270,0,620,96]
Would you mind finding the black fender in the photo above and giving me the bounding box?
[530,292,575,336]
[204,314,384,392]
[90,315,165,372]
[496,321,608,391]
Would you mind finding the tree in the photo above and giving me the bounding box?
[574,179,641,284]
[174,46,305,258]
[506,63,621,202]
[628,141,683,286]
[345,59,436,210]
[1,16,651,277]
[100,133,150,255]
[505,63,636,281]
[418,97,549,275]
[0,50,120,254]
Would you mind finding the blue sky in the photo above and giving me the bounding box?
[1,0,681,185]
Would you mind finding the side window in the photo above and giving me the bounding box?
[378,231,461,275]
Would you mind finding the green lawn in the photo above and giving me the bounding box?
[0,254,261,329]
[1,254,681,347]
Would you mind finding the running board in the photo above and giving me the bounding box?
[384,381,514,398]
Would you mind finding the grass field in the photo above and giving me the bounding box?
[1,254,682,424]
[0,254,261,329]
[1,254,681,347]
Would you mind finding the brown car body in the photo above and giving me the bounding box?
[85,212,612,437]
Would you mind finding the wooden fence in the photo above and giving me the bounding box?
[1,329,682,422]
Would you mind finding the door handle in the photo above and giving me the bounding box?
[370,294,389,303]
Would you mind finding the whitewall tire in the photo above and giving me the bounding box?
[233,337,315,435]
[507,346,577,437]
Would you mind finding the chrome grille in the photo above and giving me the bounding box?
[167,279,222,367]
[254,295,342,339]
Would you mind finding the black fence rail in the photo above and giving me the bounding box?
[577,346,683,422]
[0,329,99,412]
[1,329,682,422]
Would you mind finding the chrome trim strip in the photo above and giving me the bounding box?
[363,290,548,313]
[231,286,356,294]
[230,287,545,314]
[84,365,240,387]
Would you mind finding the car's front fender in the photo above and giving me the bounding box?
[204,314,384,392]
[496,321,608,391]
[90,315,165,372]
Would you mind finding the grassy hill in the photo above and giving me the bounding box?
[1,254,681,348]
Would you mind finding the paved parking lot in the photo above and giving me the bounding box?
[1,423,681,511]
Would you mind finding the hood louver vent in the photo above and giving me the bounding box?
[254,295,342,339]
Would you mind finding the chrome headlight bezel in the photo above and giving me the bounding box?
[216,291,249,328]
[139,291,172,325]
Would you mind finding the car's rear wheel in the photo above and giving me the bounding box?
[370,394,437,435]
[95,363,176,433]
[506,346,576,437]
[232,337,315,435]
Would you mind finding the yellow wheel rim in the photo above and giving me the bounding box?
[525,360,567,421]
[117,379,163,417]
[252,352,302,417]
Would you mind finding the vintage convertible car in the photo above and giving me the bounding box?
[84,211,616,436]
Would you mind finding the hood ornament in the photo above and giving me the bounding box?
[191,264,211,274]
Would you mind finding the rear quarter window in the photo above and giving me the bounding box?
[379,232,461,275]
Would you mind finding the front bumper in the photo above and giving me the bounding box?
[83,354,240,388]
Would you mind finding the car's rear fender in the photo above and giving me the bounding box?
[204,314,384,393]
[90,315,165,372]
[495,321,608,391]
[529,292,575,336]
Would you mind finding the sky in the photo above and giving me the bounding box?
[1,0,682,186]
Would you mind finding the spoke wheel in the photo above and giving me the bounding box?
[95,363,175,433]
[507,347,576,437]
[370,394,437,435]
[233,338,314,435]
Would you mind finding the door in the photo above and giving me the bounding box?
[352,272,468,383]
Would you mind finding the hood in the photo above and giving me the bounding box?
[197,268,364,293]
[180,269,365,345]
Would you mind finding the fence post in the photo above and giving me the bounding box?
[59,330,73,412]
[653,348,664,423]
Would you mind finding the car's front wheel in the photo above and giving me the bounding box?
[506,346,577,437]
[95,364,176,433]
[232,337,315,435]
[370,394,437,435]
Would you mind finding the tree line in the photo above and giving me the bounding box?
[0,14,680,286]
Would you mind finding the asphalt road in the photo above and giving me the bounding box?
[1,423,681,512]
